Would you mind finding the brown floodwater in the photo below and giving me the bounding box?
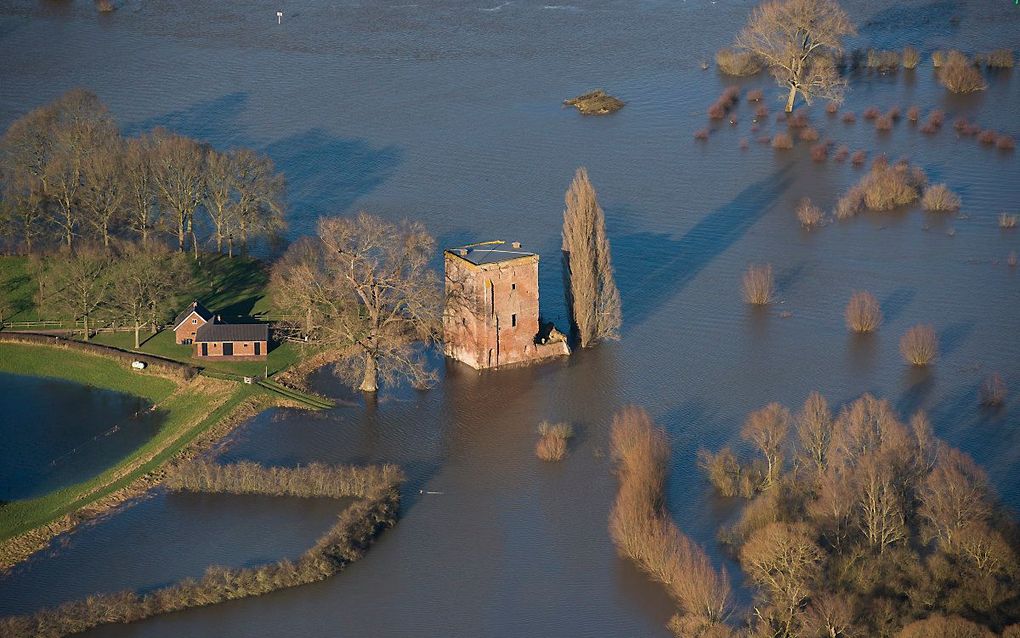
[0,0,1018,635]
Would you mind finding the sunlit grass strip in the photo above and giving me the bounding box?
[0,462,404,638]
[0,344,263,568]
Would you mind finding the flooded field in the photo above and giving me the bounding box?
[0,0,1018,635]
[0,372,163,501]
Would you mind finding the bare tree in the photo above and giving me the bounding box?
[740,522,824,635]
[796,391,833,475]
[232,148,285,255]
[44,89,118,249]
[46,248,112,341]
[854,453,907,553]
[742,402,790,490]
[110,244,191,348]
[562,167,622,348]
[269,236,323,340]
[735,0,856,112]
[149,129,206,255]
[919,448,992,549]
[203,148,237,254]
[0,104,55,252]
[271,212,440,392]
[80,138,127,248]
[123,135,161,246]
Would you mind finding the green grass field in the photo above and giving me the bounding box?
[0,252,278,326]
[0,343,257,543]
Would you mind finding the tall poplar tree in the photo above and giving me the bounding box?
[562,167,622,347]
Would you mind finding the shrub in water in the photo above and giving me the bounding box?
[978,130,997,145]
[906,106,921,122]
[1009,251,1018,267]
[810,144,828,162]
[694,128,709,140]
[859,161,926,210]
[754,104,768,119]
[716,48,762,76]
[932,50,945,67]
[999,213,1018,229]
[746,88,764,102]
[825,101,839,114]
[866,49,901,71]
[708,101,726,119]
[928,109,945,127]
[536,421,574,462]
[997,135,1016,150]
[887,106,901,120]
[979,374,1007,407]
[900,324,937,366]
[771,133,793,149]
[921,184,961,212]
[939,51,987,93]
[835,185,865,219]
[875,115,893,131]
[953,116,969,131]
[983,49,1015,69]
[834,145,849,162]
[862,106,880,120]
[796,198,824,228]
[742,264,774,305]
[850,150,866,166]
[799,126,819,142]
[903,46,920,69]
[842,111,856,124]
[845,291,882,333]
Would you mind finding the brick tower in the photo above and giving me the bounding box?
[444,241,569,370]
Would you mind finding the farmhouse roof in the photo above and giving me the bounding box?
[445,241,536,266]
[195,322,269,343]
[173,301,213,330]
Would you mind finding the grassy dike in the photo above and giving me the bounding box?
[0,343,269,569]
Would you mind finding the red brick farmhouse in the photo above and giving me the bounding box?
[172,301,268,359]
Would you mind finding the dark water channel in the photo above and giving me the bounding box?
[1,0,1018,635]
[0,372,163,501]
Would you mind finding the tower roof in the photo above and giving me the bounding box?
[445,241,536,266]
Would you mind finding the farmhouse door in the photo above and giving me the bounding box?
[254,342,261,356]
[224,342,234,356]
[201,343,208,356]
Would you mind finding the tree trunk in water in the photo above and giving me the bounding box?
[360,355,378,392]
[785,85,797,113]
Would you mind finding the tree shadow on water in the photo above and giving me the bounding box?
[611,167,794,329]
[124,93,404,241]
[264,131,401,238]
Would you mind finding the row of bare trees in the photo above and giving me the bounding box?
[0,89,285,255]
[694,393,1020,637]
[27,244,192,347]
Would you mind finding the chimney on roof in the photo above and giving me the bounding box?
[511,241,521,249]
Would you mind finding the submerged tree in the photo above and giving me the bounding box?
[149,128,206,255]
[736,0,856,112]
[271,212,440,393]
[562,167,622,348]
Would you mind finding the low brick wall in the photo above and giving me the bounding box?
[0,332,199,381]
